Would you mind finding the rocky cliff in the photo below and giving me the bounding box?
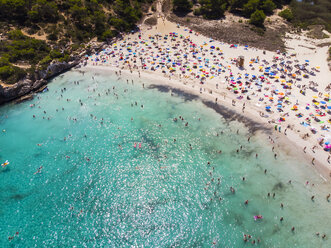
[0,60,79,105]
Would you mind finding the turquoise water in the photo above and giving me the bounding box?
[1,69,331,247]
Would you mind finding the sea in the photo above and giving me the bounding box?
[0,69,330,247]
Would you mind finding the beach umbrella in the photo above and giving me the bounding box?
[266,106,271,109]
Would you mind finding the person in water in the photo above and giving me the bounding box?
[34,166,43,174]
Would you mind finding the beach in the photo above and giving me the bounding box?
[83,16,331,180]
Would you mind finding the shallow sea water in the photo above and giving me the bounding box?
[0,69,331,247]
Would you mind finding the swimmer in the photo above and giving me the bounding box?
[244,200,249,205]
[34,166,43,174]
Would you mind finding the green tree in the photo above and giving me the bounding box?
[261,0,276,15]
[0,64,26,84]
[250,9,266,26]
[199,0,227,19]
[0,0,28,22]
[228,0,247,11]
[28,0,59,22]
[7,30,26,40]
[278,8,293,21]
[243,0,259,18]
[172,0,193,13]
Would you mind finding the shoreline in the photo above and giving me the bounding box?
[80,64,331,181]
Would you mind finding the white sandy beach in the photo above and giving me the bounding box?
[82,13,331,180]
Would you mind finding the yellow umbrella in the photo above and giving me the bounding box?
[275,76,279,79]
[313,96,318,98]
[281,79,286,83]
[324,94,329,97]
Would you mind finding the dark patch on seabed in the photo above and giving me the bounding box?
[148,84,271,134]
[148,84,199,101]
[202,101,271,134]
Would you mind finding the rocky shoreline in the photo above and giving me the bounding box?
[0,42,107,106]
[0,61,79,105]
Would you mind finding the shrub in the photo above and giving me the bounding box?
[0,57,10,67]
[250,9,266,27]
[243,0,259,18]
[50,50,62,59]
[58,54,70,63]
[99,30,116,41]
[0,64,26,84]
[198,0,227,19]
[172,0,193,13]
[7,30,26,40]
[262,0,276,15]
[28,0,59,23]
[39,55,52,69]
[193,8,202,16]
[278,8,293,21]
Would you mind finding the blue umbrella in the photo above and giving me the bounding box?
[266,106,271,109]
[328,106,331,109]
[320,101,326,104]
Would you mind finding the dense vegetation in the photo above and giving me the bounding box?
[0,0,154,84]
[173,0,331,31]
[290,0,331,32]
[174,0,290,24]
